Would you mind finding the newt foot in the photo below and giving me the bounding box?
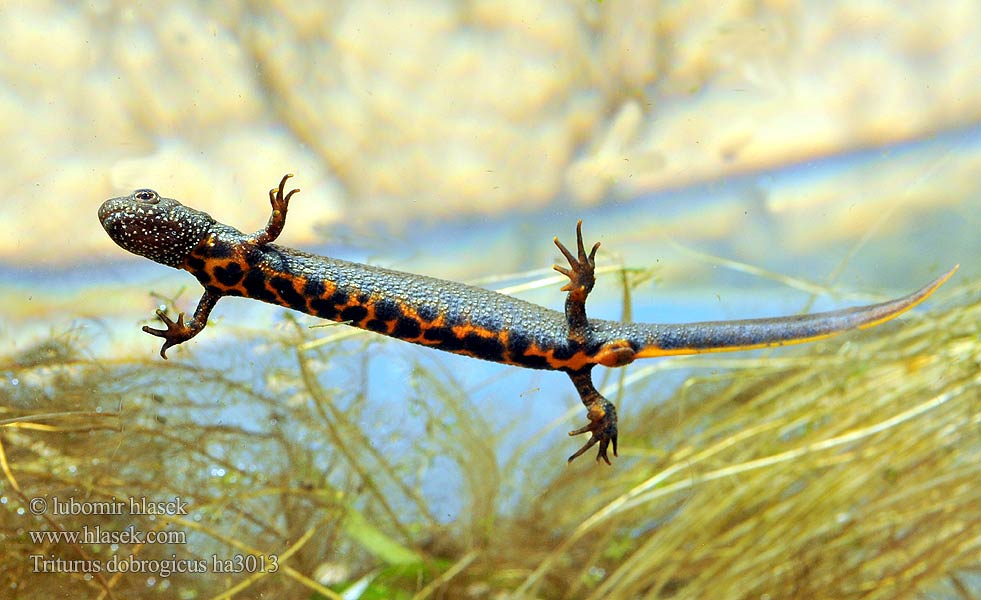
[567,399,618,465]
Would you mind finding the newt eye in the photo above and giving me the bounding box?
[134,189,159,203]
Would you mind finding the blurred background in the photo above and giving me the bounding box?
[1,1,978,598]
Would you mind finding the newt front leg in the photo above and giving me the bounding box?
[248,173,300,245]
[143,290,221,359]
[143,174,300,358]
[554,221,619,464]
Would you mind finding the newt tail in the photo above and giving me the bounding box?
[98,174,958,465]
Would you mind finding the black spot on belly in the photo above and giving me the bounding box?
[507,334,548,369]
[331,289,349,306]
[392,317,421,339]
[416,304,438,322]
[423,326,462,351]
[271,276,306,311]
[516,354,549,369]
[194,270,213,286]
[585,338,608,355]
[208,284,239,297]
[507,334,529,357]
[462,333,504,359]
[310,298,337,319]
[340,305,368,323]
[208,241,234,259]
[243,271,277,303]
[304,278,326,298]
[551,341,577,361]
[186,256,206,271]
[214,262,245,286]
[373,298,402,322]
[365,319,389,333]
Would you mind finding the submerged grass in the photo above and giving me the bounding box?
[511,275,980,599]
[0,274,977,599]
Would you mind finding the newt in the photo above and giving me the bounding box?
[98,174,958,464]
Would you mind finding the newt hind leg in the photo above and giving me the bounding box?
[567,368,618,464]
[555,222,618,464]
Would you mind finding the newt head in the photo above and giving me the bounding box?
[99,189,215,269]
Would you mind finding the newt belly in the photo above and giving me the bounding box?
[98,174,958,464]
